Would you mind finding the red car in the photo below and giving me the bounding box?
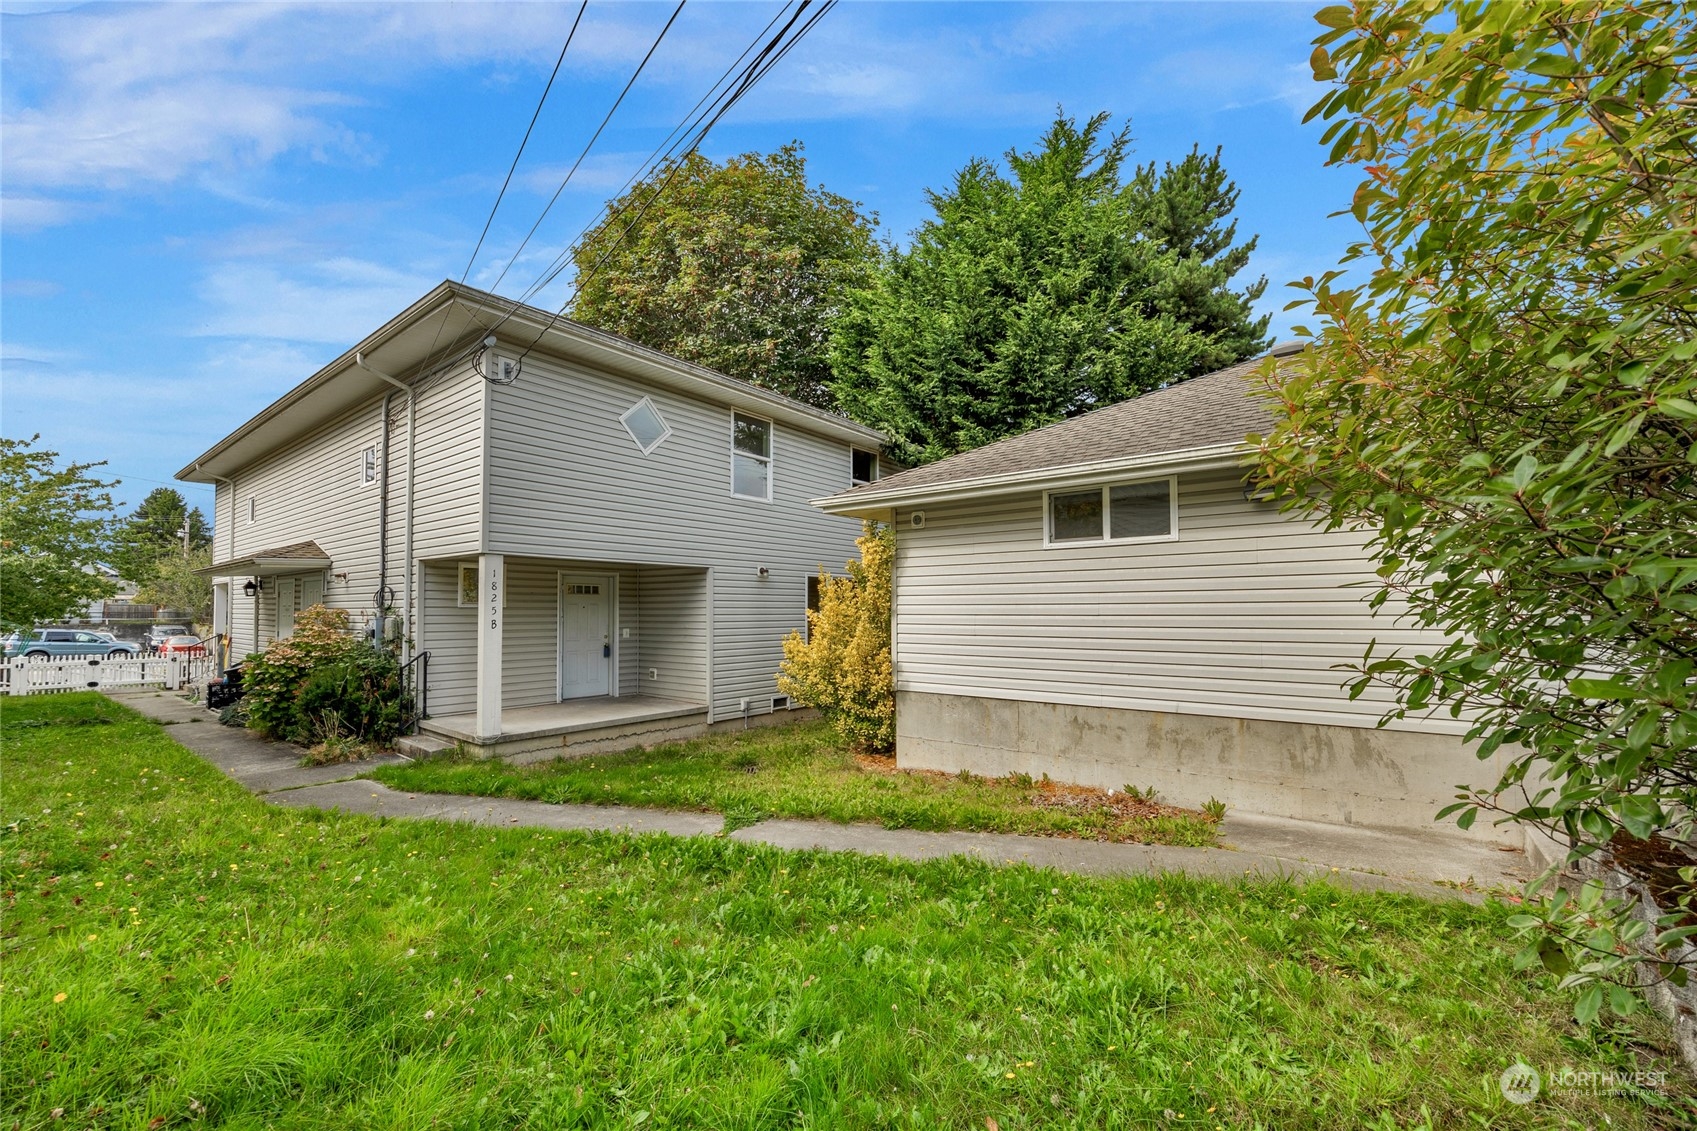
[157,635,207,657]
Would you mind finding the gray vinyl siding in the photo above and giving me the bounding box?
[636,567,708,703]
[483,351,864,719]
[894,468,1464,735]
[421,560,475,715]
[209,365,483,658]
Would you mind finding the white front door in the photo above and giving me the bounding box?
[558,576,611,699]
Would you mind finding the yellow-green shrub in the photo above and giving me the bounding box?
[778,522,894,752]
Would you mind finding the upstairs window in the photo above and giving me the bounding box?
[1045,477,1176,546]
[851,447,878,486]
[620,397,671,454]
[732,413,772,500]
[361,446,378,485]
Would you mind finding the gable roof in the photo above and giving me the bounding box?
[815,344,1301,516]
[178,281,884,483]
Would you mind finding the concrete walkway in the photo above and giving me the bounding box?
[113,690,1526,902]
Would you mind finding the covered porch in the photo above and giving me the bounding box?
[413,553,710,759]
[419,695,708,762]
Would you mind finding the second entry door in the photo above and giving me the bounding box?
[559,576,611,699]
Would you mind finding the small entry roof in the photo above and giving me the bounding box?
[198,540,332,577]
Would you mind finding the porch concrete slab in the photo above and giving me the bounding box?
[106,690,410,794]
[266,779,724,837]
[1219,810,1528,889]
[727,819,1482,901]
[422,696,707,743]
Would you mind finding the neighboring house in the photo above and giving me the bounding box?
[177,282,884,757]
[815,344,1518,843]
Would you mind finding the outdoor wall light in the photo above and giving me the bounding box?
[243,578,263,597]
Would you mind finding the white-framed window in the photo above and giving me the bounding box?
[361,446,378,485]
[850,447,878,486]
[247,497,256,524]
[620,396,671,454]
[731,412,773,501]
[458,562,506,608]
[1044,476,1177,547]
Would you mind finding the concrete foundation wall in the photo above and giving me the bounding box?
[897,690,1520,845]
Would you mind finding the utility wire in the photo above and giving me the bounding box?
[511,0,798,309]
[511,0,835,365]
[460,0,588,285]
[485,0,688,296]
[411,2,589,389]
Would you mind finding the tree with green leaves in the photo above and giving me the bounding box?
[0,436,118,630]
[831,111,1269,465]
[135,547,214,623]
[1255,2,1697,1021]
[108,487,211,589]
[569,144,878,409]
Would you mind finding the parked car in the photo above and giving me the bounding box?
[4,628,142,659]
[157,635,207,657]
[146,625,190,652]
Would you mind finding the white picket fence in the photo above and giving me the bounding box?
[1,654,217,697]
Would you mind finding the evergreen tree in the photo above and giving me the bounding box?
[570,144,877,409]
[831,112,1268,464]
[108,487,211,587]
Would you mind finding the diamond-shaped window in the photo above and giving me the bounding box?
[620,396,671,454]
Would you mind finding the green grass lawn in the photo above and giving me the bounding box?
[370,721,1220,846]
[4,695,1694,1129]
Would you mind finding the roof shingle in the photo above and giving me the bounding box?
[831,345,1298,502]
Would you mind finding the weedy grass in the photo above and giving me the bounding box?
[371,721,1218,846]
[3,693,1694,1128]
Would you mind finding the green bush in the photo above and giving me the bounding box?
[243,605,409,746]
[295,647,410,745]
[778,522,894,752]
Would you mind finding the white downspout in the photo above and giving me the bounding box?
[205,471,237,664]
[354,351,416,663]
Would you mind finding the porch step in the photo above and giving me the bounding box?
[395,733,459,760]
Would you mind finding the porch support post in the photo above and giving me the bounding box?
[475,553,504,742]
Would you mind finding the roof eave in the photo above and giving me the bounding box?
[812,442,1252,517]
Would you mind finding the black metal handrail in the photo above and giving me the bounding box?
[398,650,430,733]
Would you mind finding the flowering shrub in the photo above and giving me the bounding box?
[244,605,410,746]
[778,522,894,752]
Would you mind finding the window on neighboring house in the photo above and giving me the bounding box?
[620,397,672,454]
[362,446,378,485]
[732,413,772,500]
[1046,477,1176,546]
[851,447,878,486]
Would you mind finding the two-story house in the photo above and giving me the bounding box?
[178,281,884,758]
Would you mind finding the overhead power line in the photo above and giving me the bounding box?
[460,0,589,286]
[485,0,688,296]
[508,0,838,367]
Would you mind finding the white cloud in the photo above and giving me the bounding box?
[192,257,437,344]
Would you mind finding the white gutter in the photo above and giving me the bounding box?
[812,442,1252,517]
[355,351,415,663]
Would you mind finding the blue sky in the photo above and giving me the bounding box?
[1,1,1354,523]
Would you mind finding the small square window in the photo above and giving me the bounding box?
[362,446,378,485]
[620,397,671,454]
[851,448,878,486]
[1049,490,1104,542]
[732,413,772,500]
